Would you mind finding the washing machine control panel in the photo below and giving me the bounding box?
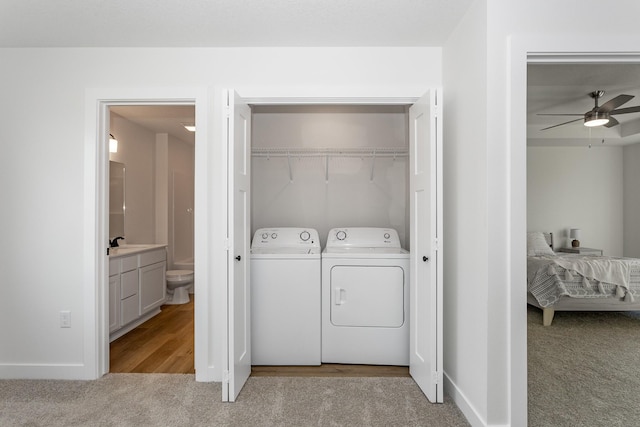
[326,227,402,248]
[251,227,320,249]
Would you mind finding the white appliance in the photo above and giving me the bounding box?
[250,227,321,365]
[322,227,410,365]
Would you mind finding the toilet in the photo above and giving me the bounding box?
[165,269,194,305]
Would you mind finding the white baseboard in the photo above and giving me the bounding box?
[444,371,486,427]
[0,363,91,380]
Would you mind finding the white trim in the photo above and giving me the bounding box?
[84,87,212,381]
[507,35,640,426]
[443,372,486,427]
[0,364,88,380]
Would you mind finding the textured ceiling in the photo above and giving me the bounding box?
[0,0,473,47]
[528,63,640,147]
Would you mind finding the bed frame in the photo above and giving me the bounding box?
[528,232,640,326]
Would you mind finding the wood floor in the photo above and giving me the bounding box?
[110,298,195,373]
[110,296,409,377]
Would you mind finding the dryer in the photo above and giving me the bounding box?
[321,227,410,365]
[251,227,321,365]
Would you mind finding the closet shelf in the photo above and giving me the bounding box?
[251,147,408,158]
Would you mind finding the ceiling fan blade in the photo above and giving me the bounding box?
[598,94,634,112]
[536,113,583,116]
[604,117,619,128]
[540,117,584,131]
[610,106,640,115]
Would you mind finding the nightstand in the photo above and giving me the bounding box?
[557,247,603,256]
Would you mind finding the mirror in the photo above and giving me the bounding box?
[109,161,126,239]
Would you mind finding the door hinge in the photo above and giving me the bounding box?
[224,238,231,251]
[432,371,439,384]
[223,369,229,384]
[434,237,439,251]
[225,105,231,118]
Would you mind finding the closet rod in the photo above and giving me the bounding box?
[251,147,408,158]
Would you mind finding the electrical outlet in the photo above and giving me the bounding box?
[60,311,71,328]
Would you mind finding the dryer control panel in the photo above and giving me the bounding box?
[325,227,401,248]
[251,227,320,249]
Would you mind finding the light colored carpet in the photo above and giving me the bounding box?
[0,374,469,426]
[528,306,640,426]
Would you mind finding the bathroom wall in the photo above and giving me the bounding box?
[109,112,195,263]
[109,112,158,243]
[251,105,409,248]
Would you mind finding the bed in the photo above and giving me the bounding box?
[527,231,640,326]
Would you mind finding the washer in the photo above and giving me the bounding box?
[251,227,321,365]
[322,227,410,365]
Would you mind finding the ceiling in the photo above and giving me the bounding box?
[0,0,473,48]
[528,63,640,147]
[110,105,195,145]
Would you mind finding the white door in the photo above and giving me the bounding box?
[224,90,252,402]
[409,90,443,403]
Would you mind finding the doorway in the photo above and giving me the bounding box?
[224,90,443,402]
[107,105,196,373]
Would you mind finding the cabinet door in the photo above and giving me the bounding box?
[108,275,120,333]
[139,261,166,313]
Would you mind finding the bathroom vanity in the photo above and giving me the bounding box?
[108,245,167,342]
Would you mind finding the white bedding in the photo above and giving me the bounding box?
[527,253,640,308]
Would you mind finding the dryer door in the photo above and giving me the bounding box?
[330,265,405,328]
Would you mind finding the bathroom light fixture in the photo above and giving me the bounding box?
[109,134,118,153]
[584,111,610,127]
[182,123,196,132]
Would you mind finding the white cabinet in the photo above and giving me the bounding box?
[108,274,120,333]
[140,262,166,313]
[109,246,167,341]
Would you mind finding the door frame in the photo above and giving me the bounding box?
[84,87,211,379]
[507,37,640,425]
[222,90,431,400]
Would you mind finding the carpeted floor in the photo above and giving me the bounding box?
[0,374,469,426]
[528,306,640,427]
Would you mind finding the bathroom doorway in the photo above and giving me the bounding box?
[107,104,196,373]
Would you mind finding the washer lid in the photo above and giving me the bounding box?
[251,247,321,258]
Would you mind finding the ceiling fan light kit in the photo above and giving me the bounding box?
[584,110,609,127]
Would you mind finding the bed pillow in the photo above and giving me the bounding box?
[527,232,555,256]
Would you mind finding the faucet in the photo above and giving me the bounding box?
[110,236,125,248]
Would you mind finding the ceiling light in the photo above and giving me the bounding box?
[182,123,196,132]
[584,111,609,127]
[109,134,118,153]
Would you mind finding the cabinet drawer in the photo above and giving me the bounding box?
[120,269,138,299]
[121,255,138,272]
[139,249,166,267]
[121,294,140,325]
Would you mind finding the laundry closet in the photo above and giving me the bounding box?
[250,104,410,249]
[248,104,412,366]
[228,91,442,402]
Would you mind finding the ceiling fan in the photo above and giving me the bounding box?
[539,90,640,131]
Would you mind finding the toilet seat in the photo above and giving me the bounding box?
[166,270,194,283]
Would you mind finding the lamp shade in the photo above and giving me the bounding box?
[570,228,581,240]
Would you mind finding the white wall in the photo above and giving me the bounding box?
[624,143,640,257]
[168,135,195,267]
[0,47,440,380]
[528,146,624,256]
[442,0,490,424]
[251,106,409,248]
